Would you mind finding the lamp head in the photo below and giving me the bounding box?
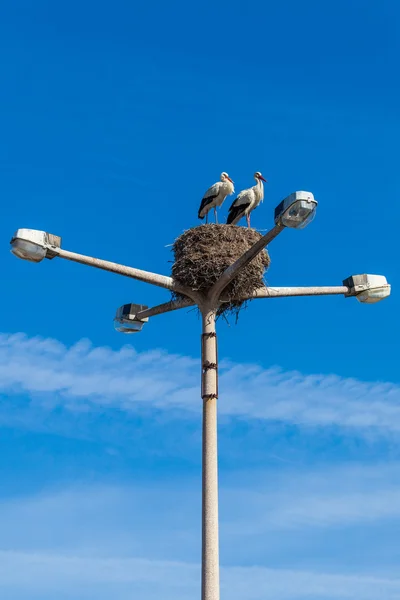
[274,191,317,229]
[114,303,149,333]
[10,229,61,262]
[343,274,391,304]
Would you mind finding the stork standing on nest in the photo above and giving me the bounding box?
[226,172,267,228]
[198,172,234,224]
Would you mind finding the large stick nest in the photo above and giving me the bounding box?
[171,224,270,319]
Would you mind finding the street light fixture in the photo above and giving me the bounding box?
[274,191,318,229]
[9,189,390,600]
[114,303,149,333]
[10,229,61,262]
[343,274,391,304]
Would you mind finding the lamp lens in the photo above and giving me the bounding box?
[11,240,46,262]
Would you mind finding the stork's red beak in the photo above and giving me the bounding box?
[259,175,267,182]
[227,176,234,183]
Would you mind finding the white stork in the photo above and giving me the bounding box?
[226,171,267,228]
[198,172,234,224]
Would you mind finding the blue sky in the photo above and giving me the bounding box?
[1,1,399,598]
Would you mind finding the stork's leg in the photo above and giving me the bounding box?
[246,213,251,228]
[206,212,208,224]
[214,207,218,224]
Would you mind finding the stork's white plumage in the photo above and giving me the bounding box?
[198,172,234,224]
[226,172,267,228]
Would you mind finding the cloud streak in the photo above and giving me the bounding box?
[2,471,400,599]
[222,463,400,537]
[3,465,400,555]
[0,550,399,600]
[0,332,399,433]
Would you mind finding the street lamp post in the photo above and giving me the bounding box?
[10,191,391,600]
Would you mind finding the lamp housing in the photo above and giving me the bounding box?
[274,191,317,229]
[10,229,61,262]
[114,303,149,333]
[343,274,391,304]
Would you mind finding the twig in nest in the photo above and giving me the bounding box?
[171,224,270,321]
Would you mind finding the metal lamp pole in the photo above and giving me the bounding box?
[10,194,391,600]
[201,306,219,599]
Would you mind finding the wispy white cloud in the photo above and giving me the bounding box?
[2,468,400,599]
[0,551,198,600]
[0,550,399,600]
[271,489,400,529]
[2,465,400,557]
[222,463,400,536]
[0,332,400,433]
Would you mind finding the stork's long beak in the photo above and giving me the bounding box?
[227,176,234,183]
[259,175,267,182]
